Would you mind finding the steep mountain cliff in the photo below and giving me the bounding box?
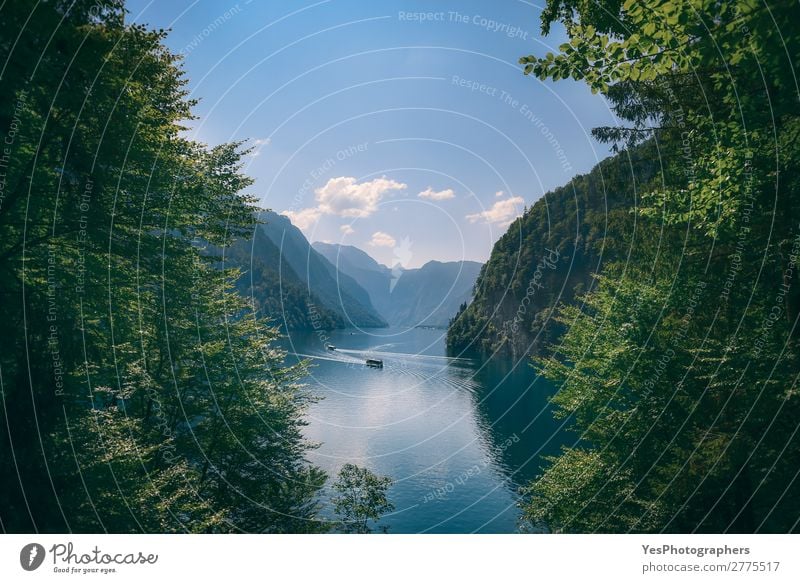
[226,227,343,331]
[256,212,386,328]
[446,144,657,358]
[223,212,387,330]
[386,260,482,328]
[311,243,392,315]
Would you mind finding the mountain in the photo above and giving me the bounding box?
[311,242,392,315]
[256,212,387,328]
[313,242,389,276]
[446,143,658,358]
[313,242,482,328]
[226,227,344,331]
[386,260,483,328]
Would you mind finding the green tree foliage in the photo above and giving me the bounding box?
[332,464,394,534]
[0,1,325,532]
[526,246,800,532]
[521,0,799,241]
[519,0,800,532]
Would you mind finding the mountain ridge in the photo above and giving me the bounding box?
[257,211,387,328]
[446,142,658,358]
[312,242,482,328]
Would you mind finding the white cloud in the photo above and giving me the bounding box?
[283,176,406,235]
[369,231,396,248]
[418,187,455,201]
[495,190,505,197]
[466,195,525,227]
[282,207,321,230]
[340,224,355,236]
[315,176,407,218]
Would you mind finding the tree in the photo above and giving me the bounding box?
[0,1,325,533]
[517,0,800,532]
[332,464,394,534]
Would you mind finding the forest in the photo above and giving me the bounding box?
[0,0,347,533]
[447,141,659,358]
[508,0,800,532]
[1,0,798,535]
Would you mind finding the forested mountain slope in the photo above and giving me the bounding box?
[311,242,392,317]
[226,226,343,331]
[515,0,800,533]
[257,212,387,328]
[447,143,658,357]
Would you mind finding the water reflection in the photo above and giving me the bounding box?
[469,357,569,489]
[281,326,569,533]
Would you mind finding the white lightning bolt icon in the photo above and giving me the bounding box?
[28,546,38,566]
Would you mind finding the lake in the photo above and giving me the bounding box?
[282,326,569,533]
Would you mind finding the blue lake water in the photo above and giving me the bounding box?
[282,326,569,533]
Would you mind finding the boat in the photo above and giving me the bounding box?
[365,359,383,368]
[326,344,336,351]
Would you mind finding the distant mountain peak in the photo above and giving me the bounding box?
[312,241,390,273]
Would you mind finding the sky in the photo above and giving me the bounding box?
[126,0,617,268]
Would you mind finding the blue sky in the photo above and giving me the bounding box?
[127,0,616,267]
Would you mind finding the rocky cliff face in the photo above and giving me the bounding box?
[256,212,387,328]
